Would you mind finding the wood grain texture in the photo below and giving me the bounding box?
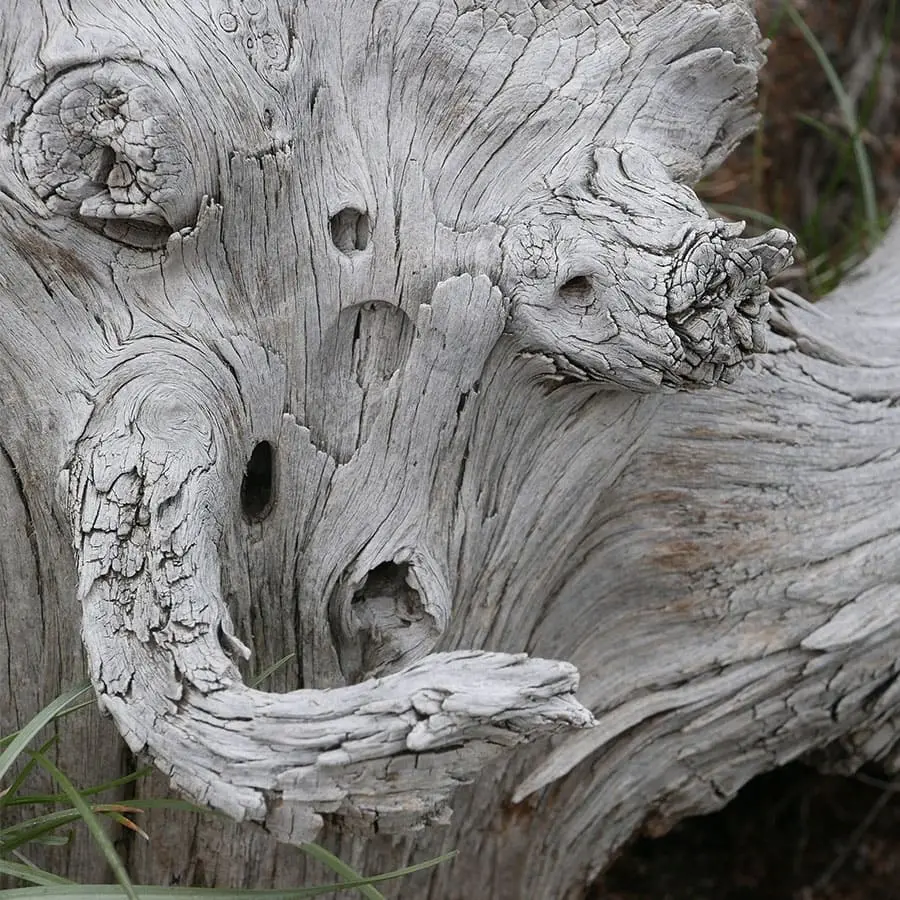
[1,1,896,897]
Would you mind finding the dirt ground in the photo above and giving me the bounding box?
[701,0,900,296]
[592,765,900,900]
[591,4,900,899]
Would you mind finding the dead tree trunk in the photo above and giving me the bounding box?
[1,0,898,897]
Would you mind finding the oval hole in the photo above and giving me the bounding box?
[334,561,437,684]
[330,207,371,254]
[241,441,275,520]
[558,274,593,301]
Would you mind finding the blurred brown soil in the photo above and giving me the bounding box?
[701,0,900,294]
[592,764,900,900]
[590,3,900,899]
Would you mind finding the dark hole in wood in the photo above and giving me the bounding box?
[78,147,173,249]
[92,145,116,185]
[558,274,593,301]
[241,441,275,520]
[330,207,371,254]
[337,561,424,683]
[351,562,415,610]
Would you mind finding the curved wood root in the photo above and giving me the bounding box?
[98,649,592,843]
[67,336,592,841]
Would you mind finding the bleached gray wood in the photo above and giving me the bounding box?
[2,1,899,898]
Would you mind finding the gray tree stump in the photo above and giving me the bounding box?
[1,1,897,898]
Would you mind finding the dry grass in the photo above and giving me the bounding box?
[702,0,900,296]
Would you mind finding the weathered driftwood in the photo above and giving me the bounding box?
[2,0,899,897]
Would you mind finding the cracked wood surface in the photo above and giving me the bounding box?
[1,1,897,898]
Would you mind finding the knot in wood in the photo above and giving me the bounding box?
[501,144,794,391]
[18,62,200,248]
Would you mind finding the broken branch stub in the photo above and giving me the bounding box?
[18,61,203,249]
[502,145,795,390]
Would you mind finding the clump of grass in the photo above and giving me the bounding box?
[703,0,897,297]
[0,682,453,897]
[778,0,894,294]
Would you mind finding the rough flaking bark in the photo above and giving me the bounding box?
[0,0,898,897]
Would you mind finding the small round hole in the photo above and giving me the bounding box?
[330,207,371,254]
[558,275,593,301]
[241,441,275,520]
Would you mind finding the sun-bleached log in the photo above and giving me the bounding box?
[2,1,899,897]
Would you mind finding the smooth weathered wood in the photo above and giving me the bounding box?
[2,1,899,897]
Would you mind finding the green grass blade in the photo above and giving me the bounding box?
[0,699,97,752]
[0,683,91,784]
[1,809,87,849]
[10,850,50,869]
[0,888,362,898]
[783,1,880,241]
[3,833,73,850]
[0,856,446,897]
[0,851,454,897]
[19,837,70,848]
[0,801,175,852]
[299,844,385,900]
[73,766,155,799]
[793,112,843,146]
[6,770,194,809]
[28,751,138,900]
[0,860,73,887]
[94,798,210,814]
[7,770,151,808]
[249,654,296,688]
[1,738,59,807]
